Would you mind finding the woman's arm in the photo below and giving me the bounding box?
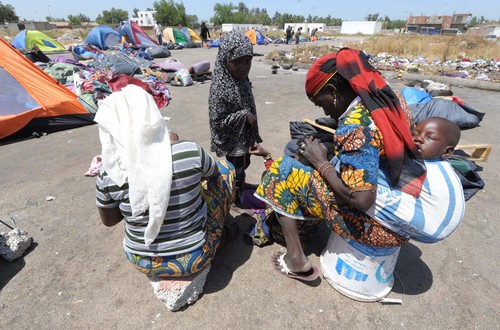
[98,206,123,227]
[299,137,376,211]
[321,166,376,211]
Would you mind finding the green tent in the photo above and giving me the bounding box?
[12,30,66,53]
[172,28,189,43]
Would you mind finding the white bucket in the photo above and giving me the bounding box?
[320,232,400,302]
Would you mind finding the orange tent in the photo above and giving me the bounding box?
[245,29,257,45]
[244,28,266,45]
[0,38,94,140]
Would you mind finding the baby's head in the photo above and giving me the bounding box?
[412,117,460,160]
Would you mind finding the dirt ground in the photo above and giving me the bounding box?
[0,40,499,329]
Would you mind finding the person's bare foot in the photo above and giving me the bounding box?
[271,252,319,281]
[281,252,312,273]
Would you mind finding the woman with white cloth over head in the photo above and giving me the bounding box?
[95,85,236,279]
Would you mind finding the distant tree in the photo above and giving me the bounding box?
[133,8,139,17]
[253,8,271,25]
[272,11,283,28]
[212,2,236,26]
[67,13,90,25]
[0,1,19,22]
[232,10,246,24]
[314,15,342,27]
[154,0,187,26]
[186,14,200,28]
[271,12,306,29]
[311,15,320,23]
[237,2,248,14]
[365,13,379,21]
[292,14,305,24]
[331,17,343,26]
[389,19,406,29]
[68,15,81,25]
[211,4,343,28]
[46,16,66,22]
[96,8,128,25]
[78,13,91,22]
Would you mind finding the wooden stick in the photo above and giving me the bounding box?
[301,118,336,134]
[0,219,14,230]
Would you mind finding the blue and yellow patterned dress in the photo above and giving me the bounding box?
[255,100,409,248]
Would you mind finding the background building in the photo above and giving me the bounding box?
[405,13,471,35]
[340,21,382,35]
[131,10,156,27]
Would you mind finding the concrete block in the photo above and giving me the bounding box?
[150,265,210,311]
[0,228,33,262]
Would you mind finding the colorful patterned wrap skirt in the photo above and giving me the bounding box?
[254,157,408,248]
[126,160,235,278]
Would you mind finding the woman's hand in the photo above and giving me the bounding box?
[246,112,258,129]
[298,136,329,168]
[249,143,270,157]
[169,131,179,144]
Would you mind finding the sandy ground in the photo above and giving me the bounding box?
[0,40,499,329]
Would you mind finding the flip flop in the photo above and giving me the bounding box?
[270,252,319,282]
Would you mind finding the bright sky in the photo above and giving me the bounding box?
[8,0,499,23]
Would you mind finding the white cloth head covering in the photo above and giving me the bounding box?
[94,84,172,246]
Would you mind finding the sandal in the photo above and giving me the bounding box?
[270,252,319,282]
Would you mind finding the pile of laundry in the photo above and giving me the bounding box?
[26,46,212,114]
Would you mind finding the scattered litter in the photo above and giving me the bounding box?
[379,297,403,304]
[264,101,274,105]
[269,46,500,83]
[46,196,56,201]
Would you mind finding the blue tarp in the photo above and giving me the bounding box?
[401,87,432,105]
[72,44,106,60]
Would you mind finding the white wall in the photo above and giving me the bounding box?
[341,21,383,35]
[222,24,265,32]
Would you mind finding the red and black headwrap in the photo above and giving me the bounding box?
[305,53,338,99]
[306,48,426,197]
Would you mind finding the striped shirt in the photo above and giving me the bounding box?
[96,140,217,256]
[366,159,465,243]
